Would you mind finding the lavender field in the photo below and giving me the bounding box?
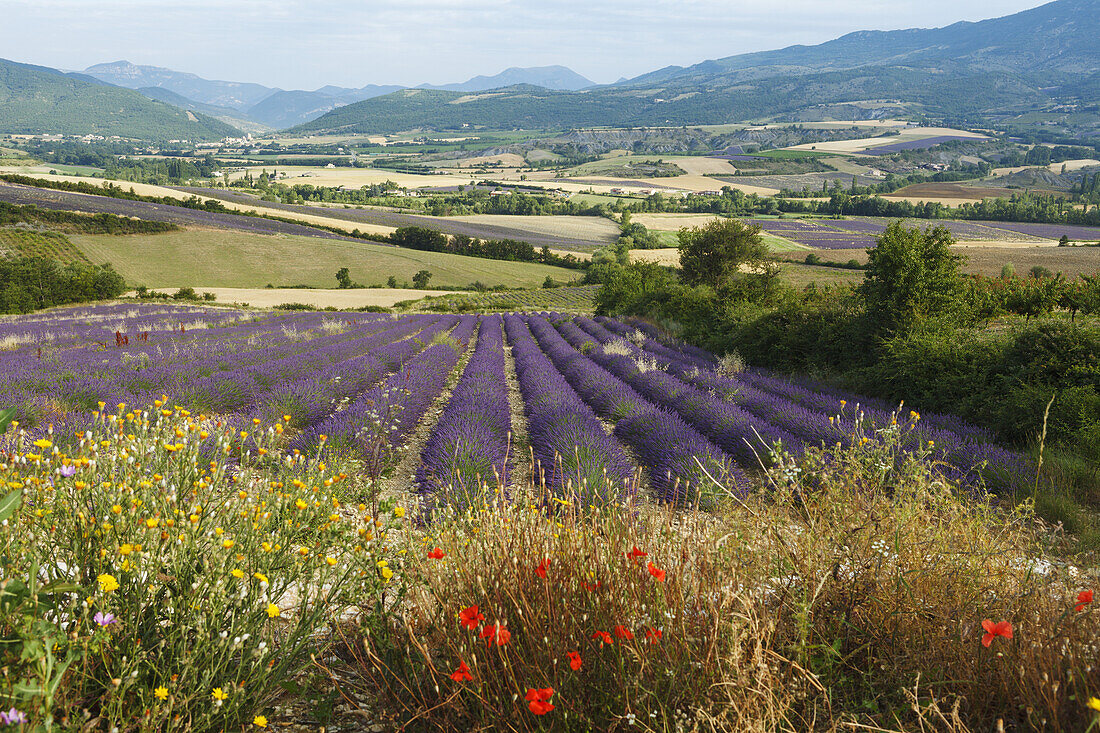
[0,303,1035,506]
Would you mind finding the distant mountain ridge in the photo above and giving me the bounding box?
[419,66,592,92]
[295,0,1100,134]
[80,62,594,128]
[0,58,240,140]
[83,60,275,111]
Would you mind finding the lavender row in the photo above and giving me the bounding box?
[593,316,715,369]
[526,315,748,506]
[244,316,455,431]
[504,315,636,505]
[416,316,512,512]
[292,316,477,455]
[7,314,407,419]
[557,318,803,468]
[573,316,1035,496]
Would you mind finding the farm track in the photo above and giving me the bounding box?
[0,182,363,242]
[377,334,476,500]
[502,342,535,493]
[173,187,610,250]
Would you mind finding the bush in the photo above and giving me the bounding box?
[859,222,965,333]
[172,286,198,301]
[0,257,126,313]
[0,405,403,727]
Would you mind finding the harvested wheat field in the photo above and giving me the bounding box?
[169,287,457,308]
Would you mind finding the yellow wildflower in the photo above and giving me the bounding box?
[212,687,228,701]
[254,716,268,728]
[266,603,281,618]
[154,686,168,700]
[97,574,119,593]
[393,506,406,519]
[231,568,244,579]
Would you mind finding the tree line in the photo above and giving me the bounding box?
[0,257,126,314]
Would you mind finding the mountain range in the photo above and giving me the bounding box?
[0,58,239,140]
[80,62,595,128]
[294,0,1100,135]
[1,0,1096,140]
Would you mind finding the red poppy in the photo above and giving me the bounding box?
[592,630,613,646]
[480,624,511,646]
[647,562,666,582]
[613,624,634,640]
[459,605,485,630]
[529,699,554,715]
[428,547,445,559]
[1075,590,1094,612]
[535,559,550,579]
[582,580,603,592]
[627,546,648,560]
[449,660,473,682]
[566,650,582,670]
[525,687,555,715]
[981,619,1013,647]
[645,627,663,642]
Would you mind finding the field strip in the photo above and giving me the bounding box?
[138,287,460,309]
[378,327,476,500]
[502,340,535,492]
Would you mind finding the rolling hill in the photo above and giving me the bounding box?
[0,58,241,140]
[82,62,594,128]
[293,0,1100,134]
[134,86,267,133]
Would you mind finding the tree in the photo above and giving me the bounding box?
[412,270,432,288]
[391,227,448,252]
[677,219,768,290]
[859,222,965,333]
[335,267,352,289]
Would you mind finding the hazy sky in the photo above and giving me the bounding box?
[2,0,1049,89]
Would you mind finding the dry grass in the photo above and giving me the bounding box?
[442,215,620,244]
[70,229,578,290]
[334,430,1100,731]
[775,246,1100,280]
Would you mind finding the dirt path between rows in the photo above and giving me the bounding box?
[377,330,476,500]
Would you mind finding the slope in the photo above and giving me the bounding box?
[295,0,1099,134]
[0,59,240,140]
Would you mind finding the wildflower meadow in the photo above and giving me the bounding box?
[0,303,1096,731]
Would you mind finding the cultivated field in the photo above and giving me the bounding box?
[68,230,581,289]
[179,188,612,250]
[783,126,988,154]
[1,303,1095,731]
[0,304,1033,501]
[182,287,453,309]
[441,214,620,245]
[0,181,369,242]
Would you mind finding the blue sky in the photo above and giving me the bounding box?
[1,0,1049,89]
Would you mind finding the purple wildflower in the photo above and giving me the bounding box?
[0,708,28,724]
[59,464,76,477]
[93,611,119,627]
